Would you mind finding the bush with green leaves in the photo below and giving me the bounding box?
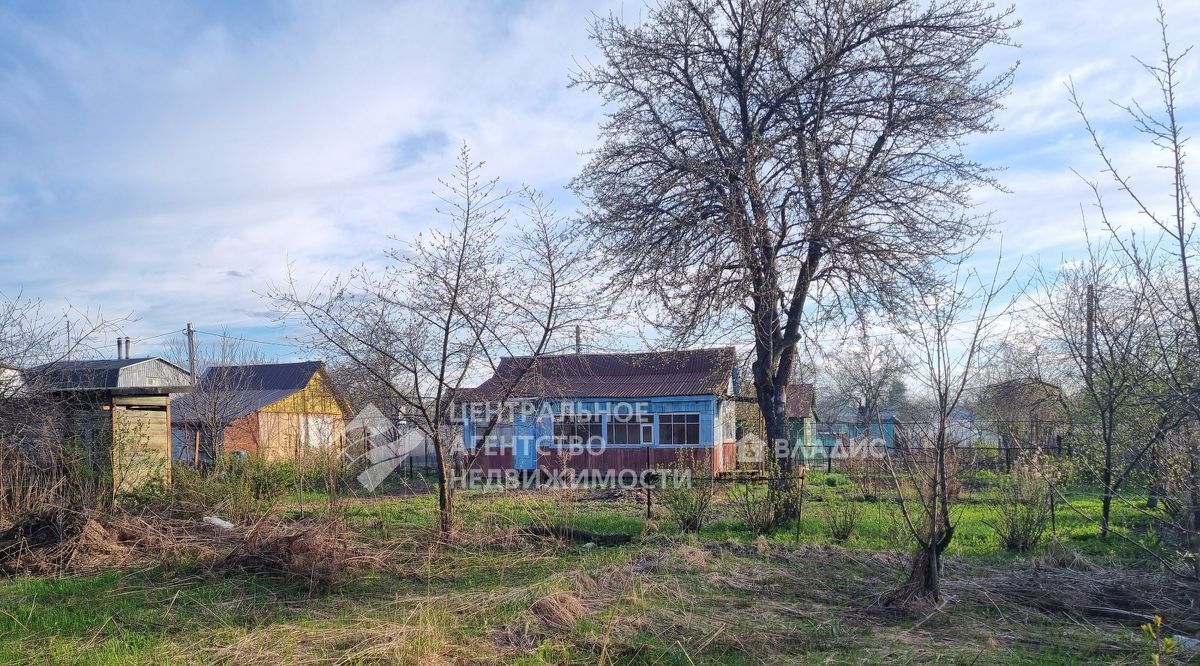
[164,455,304,521]
[729,467,799,536]
[822,472,850,488]
[729,482,778,536]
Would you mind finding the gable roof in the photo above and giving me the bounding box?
[458,347,736,402]
[27,358,192,393]
[171,361,339,424]
[203,361,325,391]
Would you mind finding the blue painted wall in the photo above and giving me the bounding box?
[816,420,898,450]
[464,395,721,470]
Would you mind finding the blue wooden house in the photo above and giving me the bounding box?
[816,407,904,452]
[455,348,739,478]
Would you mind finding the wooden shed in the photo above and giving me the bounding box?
[26,357,193,493]
[171,361,350,463]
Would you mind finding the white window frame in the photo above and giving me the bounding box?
[658,412,702,447]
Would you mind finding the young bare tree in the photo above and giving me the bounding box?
[272,144,594,536]
[572,0,1016,473]
[1030,244,1160,537]
[1068,2,1200,570]
[0,292,117,515]
[823,326,909,425]
[887,260,1011,604]
[165,331,268,465]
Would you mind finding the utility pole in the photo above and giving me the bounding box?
[186,322,197,384]
[1085,283,1095,386]
[575,325,581,355]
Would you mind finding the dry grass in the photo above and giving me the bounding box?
[2,489,1195,664]
[531,591,588,631]
[0,506,247,575]
[220,518,360,591]
[198,605,466,665]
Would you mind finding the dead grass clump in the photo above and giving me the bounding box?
[531,591,588,631]
[489,622,544,652]
[947,563,1200,636]
[677,544,711,570]
[222,518,355,590]
[581,487,645,503]
[455,524,559,553]
[1032,537,1095,571]
[0,507,135,574]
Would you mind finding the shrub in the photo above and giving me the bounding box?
[987,449,1056,552]
[656,463,716,533]
[822,491,861,542]
[166,455,300,521]
[823,472,850,488]
[728,483,777,536]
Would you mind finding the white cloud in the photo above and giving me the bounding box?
[0,0,619,356]
[1,0,1198,359]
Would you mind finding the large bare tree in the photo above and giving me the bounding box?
[572,0,1017,469]
[272,145,594,535]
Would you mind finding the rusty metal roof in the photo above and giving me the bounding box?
[785,383,815,419]
[457,347,736,402]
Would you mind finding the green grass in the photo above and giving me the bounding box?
[0,482,1180,664]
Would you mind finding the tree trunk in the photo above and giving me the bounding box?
[432,435,456,538]
[752,360,793,471]
[1101,419,1114,538]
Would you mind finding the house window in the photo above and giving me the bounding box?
[659,413,701,446]
[553,414,602,446]
[607,413,652,445]
[472,421,514,450]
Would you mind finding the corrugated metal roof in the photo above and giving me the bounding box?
[28,358,191,391]
[200,361,324,391]
[457,348,736,402]
[172,389,300,423]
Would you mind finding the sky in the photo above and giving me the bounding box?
[2,0,1199,362]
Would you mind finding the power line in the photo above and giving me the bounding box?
[193,329,304,349]
[131,329,182,343]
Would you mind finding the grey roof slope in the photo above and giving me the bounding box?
[457,347,736,402]
[27,358,192,391]
[171,361,329,424]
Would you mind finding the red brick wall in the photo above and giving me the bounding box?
[222,413,261,456]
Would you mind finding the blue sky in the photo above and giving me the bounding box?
[2,0,1199,360]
